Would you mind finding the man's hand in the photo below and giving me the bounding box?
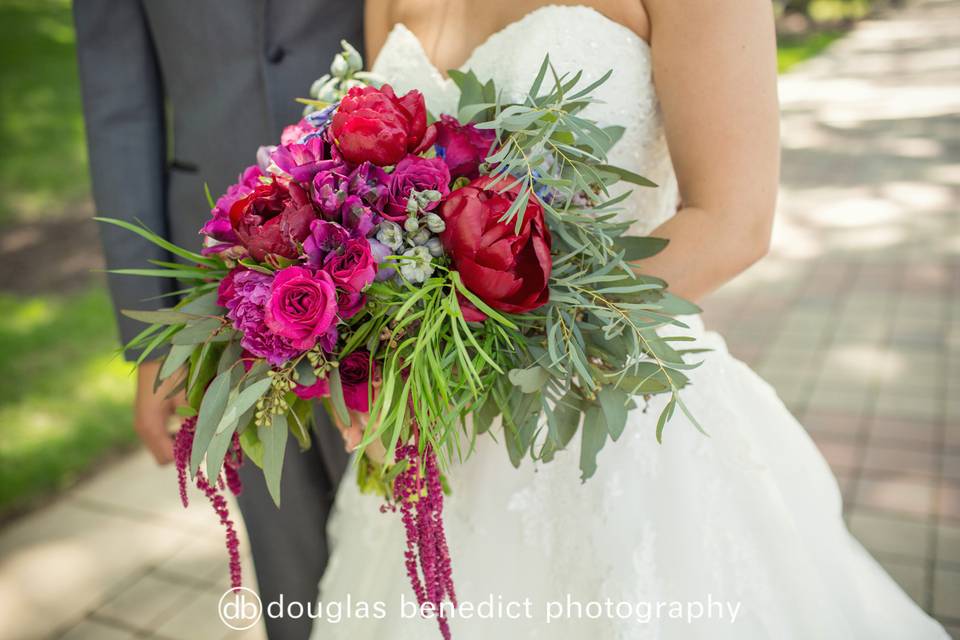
[329,382,386,464]
[135,360,185,465]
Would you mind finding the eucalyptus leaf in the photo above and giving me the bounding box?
[507,366,550,394]
[260,412,289,507]
[205,418,240,480]
[178,290,222,316]
[239,427,264,468]
[473,393,500,435]
[122,308,199,325]
[171,318,223,345]
[327,368,351,425]
[579,405,608,482]
[190,369,233,475]
[295,359,318,386]
[159,343,194,382]
[614,236,670,262]
[597,385,629,441]
[215,377,272,435]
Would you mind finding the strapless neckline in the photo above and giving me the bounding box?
[373,4,650,82]
[370,3,680,237]
[373,4,650,84]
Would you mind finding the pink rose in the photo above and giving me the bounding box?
[265,266,338,350]
[324,237,376,292]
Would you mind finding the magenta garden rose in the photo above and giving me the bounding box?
[383,156,451,221]
[324,237,377,292]
[265,266,338,350]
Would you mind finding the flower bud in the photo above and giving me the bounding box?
[376,221,403,250]
[404,217,420,234]
[411,228,431,246]
[309,74,331,98]
[331,54,350,79]
[425,236,444,257]
[424,213,446,233]
[340,40,364,72]
[405,194,420,215]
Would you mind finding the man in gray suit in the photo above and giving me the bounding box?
[73,2,363,638]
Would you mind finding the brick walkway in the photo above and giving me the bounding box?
[702,0,960,633]
[1,1,958,638]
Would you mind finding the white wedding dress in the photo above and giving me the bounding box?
[311,6,947,639]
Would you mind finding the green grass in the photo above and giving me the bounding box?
[0,0,89,225]
[0,287,136,519]
[777,30,845,73]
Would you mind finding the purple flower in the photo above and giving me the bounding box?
[304,219,351,268]
[368,238,396,281]
[341,196,377,237]
[311,162,389,231]
[265,266,338,351]
[435,114,495,179]
[270,136,342,183]
[226,270,301,366]
[347,162,390,209]
[384,156,451,221]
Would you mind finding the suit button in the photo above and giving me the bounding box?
[267,46,285,64]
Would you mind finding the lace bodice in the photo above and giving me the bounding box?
[371,4,680,235]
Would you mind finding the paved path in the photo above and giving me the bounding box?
[704,0,960,633]
[1,1,958,638]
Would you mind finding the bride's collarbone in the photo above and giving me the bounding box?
[382,0,650,72]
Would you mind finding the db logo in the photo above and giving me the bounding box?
[219,587,263,630]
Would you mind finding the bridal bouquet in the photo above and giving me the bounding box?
[101,42,702,638]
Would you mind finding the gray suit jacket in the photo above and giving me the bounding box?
[74,3,363,638]
[75,0,364,346]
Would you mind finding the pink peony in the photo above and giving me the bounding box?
[225,270,301,366]
[265,266,338,351]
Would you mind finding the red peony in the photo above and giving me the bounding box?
[229,181,316,262]
[440,177,552,315]
[331,84,427,166]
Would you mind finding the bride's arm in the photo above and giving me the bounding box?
[638,0,780,301]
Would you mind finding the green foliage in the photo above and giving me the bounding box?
[777,31,845,72]
[0,287,136,519]
[0,0,88,224]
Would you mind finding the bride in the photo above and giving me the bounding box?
[311,1,947,638]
